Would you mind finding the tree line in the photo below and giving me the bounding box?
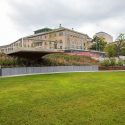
[91,33,125,58]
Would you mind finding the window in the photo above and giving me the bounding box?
[44,42,47,45]
[60,40,63,44]
[59,32,63,36]
[54,43,57,49]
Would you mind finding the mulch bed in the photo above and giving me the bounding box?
[99,66,125,70]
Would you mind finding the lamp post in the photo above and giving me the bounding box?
[96,41,100,52]
[96,41,98,51]
[93,41,98,51]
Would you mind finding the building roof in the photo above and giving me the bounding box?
[24,27,90,39]
[95,32,113,37]
[34,28,53,34]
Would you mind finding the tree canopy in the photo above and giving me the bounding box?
[104,44,117,57]
[91,36,107,51]
[115,33,125,57]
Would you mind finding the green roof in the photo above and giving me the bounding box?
[34,28,53,34]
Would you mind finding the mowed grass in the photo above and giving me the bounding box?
[0,72,125,125]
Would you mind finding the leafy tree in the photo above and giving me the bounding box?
[91,36,107,51]
[104,44,117,57]
[120,47,125,56]
[115,34,125,57]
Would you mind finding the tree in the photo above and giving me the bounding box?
[115,34,125,57]
[104,44,117,57]
[120,47,125,56]
[91,36,107,51]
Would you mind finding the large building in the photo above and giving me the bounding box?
[0,27,92,54]
[94,32,113,43]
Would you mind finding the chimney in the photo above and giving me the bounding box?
[59,24,62,28]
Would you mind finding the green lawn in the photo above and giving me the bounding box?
[0,72,125,125]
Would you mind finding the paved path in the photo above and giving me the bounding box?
[0,70,125,78]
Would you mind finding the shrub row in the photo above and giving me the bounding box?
[100,58,125,66]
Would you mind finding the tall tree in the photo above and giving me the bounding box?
[91,36,107,51]
[104,44,117,57]
[115,34,125,57]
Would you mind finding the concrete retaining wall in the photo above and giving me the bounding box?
[0,66,98,77]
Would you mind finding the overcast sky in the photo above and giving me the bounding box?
[0,0,125,46]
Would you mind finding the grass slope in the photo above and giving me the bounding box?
[0,72,125,125]
[42,53,98,66]
[0,53,98,67]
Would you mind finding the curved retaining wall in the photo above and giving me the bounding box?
[0,66,98,77]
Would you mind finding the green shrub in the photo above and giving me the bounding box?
[100,58,124,66]
[116,60,124,66]
[110,59,116,66]
[100,59,111,66]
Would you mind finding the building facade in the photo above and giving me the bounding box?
[0,27,92,54]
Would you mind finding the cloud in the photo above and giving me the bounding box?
[0,0,125,45]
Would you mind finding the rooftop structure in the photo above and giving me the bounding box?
[34,28,53,34]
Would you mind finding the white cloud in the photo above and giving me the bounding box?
[0,0,125,45]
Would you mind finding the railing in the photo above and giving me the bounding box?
[4,47,64,54]
[0,66,98,77]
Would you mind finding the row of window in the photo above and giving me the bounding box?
[67,32,86,39]
[35,31,64,40]
[1,48,13,52]
[35,42,63,49]
[35,31,86,40]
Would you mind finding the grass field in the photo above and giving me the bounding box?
[0,72,125,125]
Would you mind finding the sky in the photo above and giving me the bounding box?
[0,0,125,46]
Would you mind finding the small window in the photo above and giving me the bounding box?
[60,40,63,44]
[45,42,47,45]
[59,32,63,36]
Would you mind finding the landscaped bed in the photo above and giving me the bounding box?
[0,72,125,125]
[99,66,125,70]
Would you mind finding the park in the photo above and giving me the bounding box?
[0,72,125,125]
[0,1,125,124]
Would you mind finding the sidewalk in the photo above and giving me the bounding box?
[0,70,125,78]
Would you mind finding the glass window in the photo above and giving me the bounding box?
[59,32,63,36]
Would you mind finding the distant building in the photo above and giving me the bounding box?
[94,32,113,43]
[0,27,92,54]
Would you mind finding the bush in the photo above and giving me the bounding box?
[100,58,124,66]
[116,60,124,66]
[110,59,116,66]
[100,59,111,66]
